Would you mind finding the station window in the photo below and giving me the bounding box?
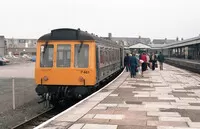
[57,44,71,67]
[40,45,54,67]
[74,44,89,68]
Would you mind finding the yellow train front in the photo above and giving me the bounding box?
[35,28,124,105]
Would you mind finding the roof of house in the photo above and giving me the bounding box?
[111,37,151,46]
[128,43,151,49]
[152,39,175,44]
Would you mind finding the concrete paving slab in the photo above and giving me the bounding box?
[35,64,200,129]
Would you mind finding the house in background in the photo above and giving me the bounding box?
[0,36,6,56]
[149,38,176,55]
[107,33,175,55]
[5,38,37,56]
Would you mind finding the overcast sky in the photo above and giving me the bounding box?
[0,0,200,40]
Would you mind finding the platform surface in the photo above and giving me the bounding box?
[36,64,200,129]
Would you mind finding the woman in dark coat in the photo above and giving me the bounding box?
[129,53,138,78]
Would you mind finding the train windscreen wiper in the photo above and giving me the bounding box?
[43,41,49,54]
[78,41,83,53]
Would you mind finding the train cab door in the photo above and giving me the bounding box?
[96,45,100,82]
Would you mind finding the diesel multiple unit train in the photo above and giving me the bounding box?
[35,28,124,105]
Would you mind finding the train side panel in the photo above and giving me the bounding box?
[96,43,123,83]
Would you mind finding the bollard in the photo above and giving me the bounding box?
[12,78,15,110]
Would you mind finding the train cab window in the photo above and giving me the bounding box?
[74,44,89,68]
[40,45,54,67]
[57,45,71,67]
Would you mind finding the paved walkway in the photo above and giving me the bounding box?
[36,64,200,129]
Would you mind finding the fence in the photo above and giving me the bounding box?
[0,78,37,112]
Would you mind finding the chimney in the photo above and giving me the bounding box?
[164,38,167,44]
[108,33,112,40]
[176,37,179,41]
[139,36,141,39]
[181,38,184,40]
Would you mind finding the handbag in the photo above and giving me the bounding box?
[136,67,138,72]
[155,62,158,68]
[149,62,152,69]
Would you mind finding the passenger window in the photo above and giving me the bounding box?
[104,51,107,63]
[105,49,108,64]
[57,44,71,67]
[74,44,89,68]
[40,45,54,67]
[100,47,104,64]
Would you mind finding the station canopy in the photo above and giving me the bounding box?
[128,43,151,49]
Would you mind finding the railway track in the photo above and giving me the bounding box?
[11,107,64,129]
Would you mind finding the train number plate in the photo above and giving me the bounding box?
[81,70,90,74]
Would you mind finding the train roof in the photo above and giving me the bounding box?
[38,28,119,45]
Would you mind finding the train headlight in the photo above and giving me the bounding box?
[43,76,49,81]
[79,76,84,82]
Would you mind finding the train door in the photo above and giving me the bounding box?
[96,45,100,82]
[120,48,124,68]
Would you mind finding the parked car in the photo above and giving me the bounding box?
[31,56,36,62]
[2,57,10,63]
[0,57,6,65]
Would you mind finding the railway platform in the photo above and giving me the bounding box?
[35,64,200,129]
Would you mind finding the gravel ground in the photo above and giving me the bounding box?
[0,61,46,129]
[0,98,50,129]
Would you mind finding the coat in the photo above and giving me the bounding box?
[124,56,130,66]
[158,54,165,62]
[129,56,138,67]
[150,55,157,62]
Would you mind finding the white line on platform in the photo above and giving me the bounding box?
[34,69,125,129]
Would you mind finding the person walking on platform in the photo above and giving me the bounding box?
[150,52,157,71]
[124,53,130,72]
[139,52,147,77]
[129,53,138,78]
[146,53,150,70]
[158,52,165,70]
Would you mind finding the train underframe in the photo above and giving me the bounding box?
[35,69,123,107]
[36,84,98,106]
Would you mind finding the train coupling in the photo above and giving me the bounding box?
[38,99,46,104]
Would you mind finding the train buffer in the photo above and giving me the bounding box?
[35,64,200,129]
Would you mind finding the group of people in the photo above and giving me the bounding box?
[124,51,165,78]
